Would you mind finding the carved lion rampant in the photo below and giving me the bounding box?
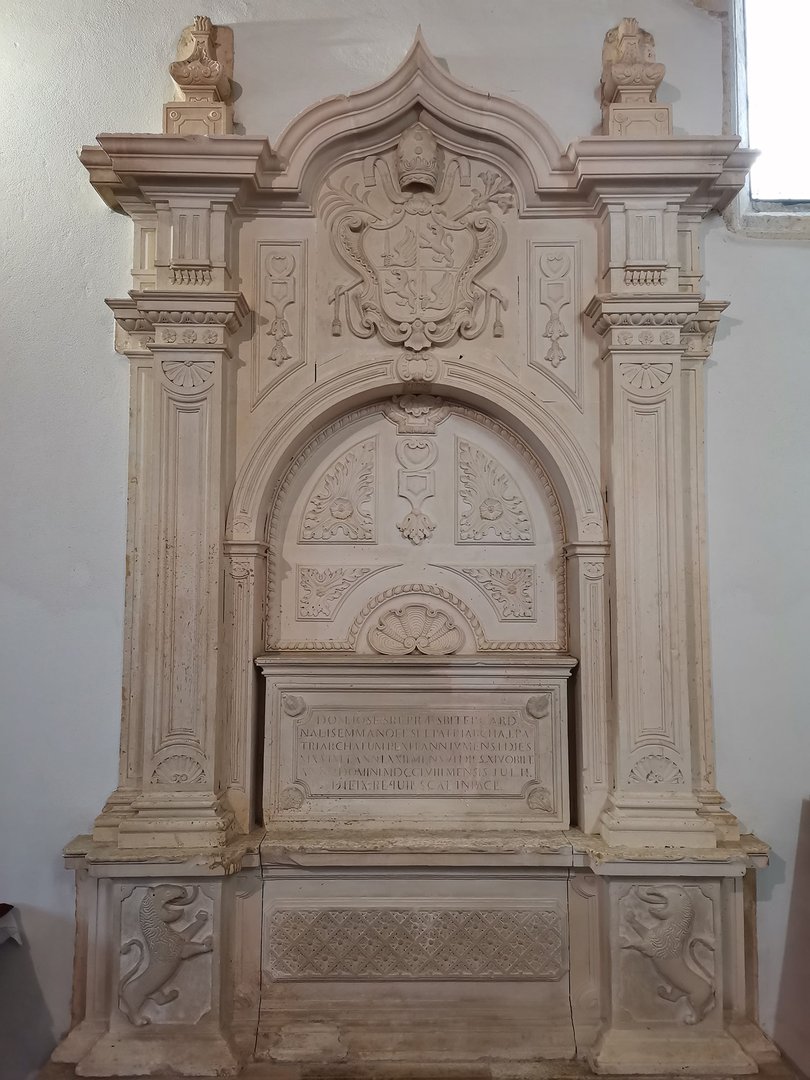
[119,884,213,1026]
[622,884,715,1025]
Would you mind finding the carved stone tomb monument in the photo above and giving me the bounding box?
[53,15,775,1079]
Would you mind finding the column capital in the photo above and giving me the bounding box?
[683,300,729,361]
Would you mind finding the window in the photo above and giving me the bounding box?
[743,0,810,205]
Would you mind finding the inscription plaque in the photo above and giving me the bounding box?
[297,707,538,796]
[259,660,574,828]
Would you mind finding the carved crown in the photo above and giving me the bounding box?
[396,122,442,191]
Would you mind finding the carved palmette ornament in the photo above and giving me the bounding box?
[368,603,463,655]
[324,123,511,351]
[300,438,376,541]
[457,439,533,542]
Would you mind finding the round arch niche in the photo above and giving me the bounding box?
[257,393,579,834]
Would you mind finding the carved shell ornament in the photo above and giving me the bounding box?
[368,603,463,655]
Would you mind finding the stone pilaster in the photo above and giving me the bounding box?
[222,542,268,833]
[682,301,741,842]
[565,543,612,833]
[587,293,716,848]
[113,290,248,850]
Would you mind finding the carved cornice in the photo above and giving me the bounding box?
[106,297,155,358]
[80,30,754,218]
[131,290,249,334]
[682,300,728,361]
[586,295,698,338]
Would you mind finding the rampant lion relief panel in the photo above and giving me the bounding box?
[265,398,566,653]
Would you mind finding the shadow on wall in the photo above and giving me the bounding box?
[0,907,58,1080]
[774,799,810,1078]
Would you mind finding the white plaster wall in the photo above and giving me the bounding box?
[0,0,805,1071]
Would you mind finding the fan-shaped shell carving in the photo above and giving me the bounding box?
[151,754,206,785]
[367,603,463,655]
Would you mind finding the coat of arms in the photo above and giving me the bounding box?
[324,123,512,352]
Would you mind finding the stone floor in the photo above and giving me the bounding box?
[39,1059,803,1080]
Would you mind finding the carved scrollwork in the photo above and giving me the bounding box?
[324,123,511,352]
[384,394,449,434]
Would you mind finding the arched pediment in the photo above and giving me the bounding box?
[269,28,570,210]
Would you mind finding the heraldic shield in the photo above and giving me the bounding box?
[325,122,513,352]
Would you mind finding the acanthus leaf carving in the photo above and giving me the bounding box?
[438,564,535,620]
[297,565,396,620]
[300,438,376,542]
[457,439,533,543]
[119,885,213,1026]
[368,603,463,656]
[324,123,511,351]
[384,394,449,434]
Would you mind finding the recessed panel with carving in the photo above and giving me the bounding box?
[266,399,566,653]
[259,660,573,829]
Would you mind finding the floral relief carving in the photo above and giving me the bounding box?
[538,251,571,367]
[621,885,715,1025]
[457,439,532,543]
[119,885,213,1026]
[324,122,510,352]
[438,565,535,620]
[395,435,438,545]
[628,754,684,785]
[300,438,376,542]
[368,603,463,655]
[297,565,394,620]
[264,252,296,366]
